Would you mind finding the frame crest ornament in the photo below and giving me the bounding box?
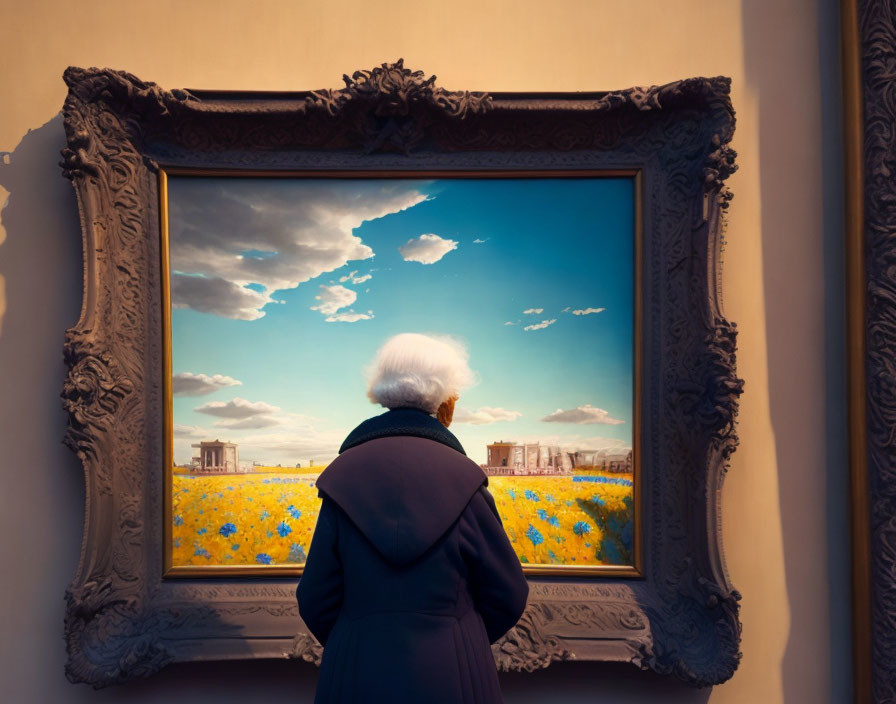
[60,61,742,688]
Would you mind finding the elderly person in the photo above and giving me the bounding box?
[297,333,529,703]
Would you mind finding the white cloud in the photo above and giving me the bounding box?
[540,404,625,425]
[168,179,429,319]
[454,406,523,425]
[561,306,571,313]
[497,433,630,454]
[173,424,209,438]
[194,397,281,419]
[172,372,242,396]
[523,319,556,331]
[213,416,281,430]
[572,307,606,316]
[338,270,373,285]
[473,238,489,244]
[398,234,458,264]
[504,321,518,326]
[325,310,374,323]
[310,284,356,315]
[523,308,543,315]
[236,428,347,462]
[171,275,272,321]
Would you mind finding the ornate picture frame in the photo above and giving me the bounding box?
[60,61,742,688]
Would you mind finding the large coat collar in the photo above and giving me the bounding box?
[320,411,483,566]
[338,407,466,456]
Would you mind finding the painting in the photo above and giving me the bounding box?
[164,173,639,574]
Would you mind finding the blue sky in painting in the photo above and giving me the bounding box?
[168,177,634,465]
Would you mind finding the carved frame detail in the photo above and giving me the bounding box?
[59,61,741,688]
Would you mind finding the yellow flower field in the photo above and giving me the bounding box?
[171,470,634,567]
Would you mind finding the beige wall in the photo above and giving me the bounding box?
[0,1,849,702]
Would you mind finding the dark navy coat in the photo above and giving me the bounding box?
[296,409,529,703]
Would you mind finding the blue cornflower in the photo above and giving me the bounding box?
[524,490,540,502]
[287,505,302,519]
[173,515,184,526]
[536,508,549,521]
[547,515,560,527]
[193,547,211,559]
[197,527,208,535]
[573,521,591,536]
[260,509,270,520]
[525,524,544,546]
[218,522,237,538]
[277,521,292,537]
[506,488,517,500]
[231,543,241,551]
[288,543,307,562]
[255,553,273,565]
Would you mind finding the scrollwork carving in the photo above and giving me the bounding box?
[492,608,573,672]
[858,0,896,699]
[306,58,492,153]
[289,632,324,666]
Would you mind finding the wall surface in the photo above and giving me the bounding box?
[0,1,849,702]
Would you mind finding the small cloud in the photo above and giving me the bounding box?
[504,321,519,326]
[561,306,571,313]
[324,310,374,323]
[213,416,281,430]
[311,284,356,315]
[523,319,556,331]
[540,404,625,425]
[194,397,281,419]
[523,308,544,315]
[473,238,489,244]
[172,372,242,396]
[572,307,606,316]
[338,270,373,285]
[398,234,458,264]
[454,406,523,425]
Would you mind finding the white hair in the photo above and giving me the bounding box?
[366,333,475,413]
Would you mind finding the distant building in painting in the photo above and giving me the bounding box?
[482,442,633,476]
[190,440,245,474]
[483,441,573,476]
[572,449,633,473]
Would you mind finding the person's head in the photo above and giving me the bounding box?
[365,333,474,427]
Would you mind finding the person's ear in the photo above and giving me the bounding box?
[437,395,457,428]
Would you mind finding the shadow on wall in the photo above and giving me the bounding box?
[742,0,851,702]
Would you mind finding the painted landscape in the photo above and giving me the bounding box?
[171,466,634,568]
[167,176,635,570]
